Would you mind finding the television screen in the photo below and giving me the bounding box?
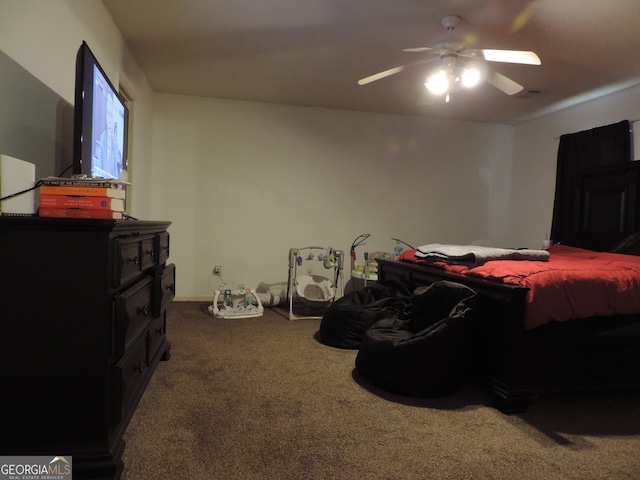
[73,42,128,180]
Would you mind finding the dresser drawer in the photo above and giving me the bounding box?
[115,237,142,287]
[156,263,176,317]
[157,232,170,264]
[140,237,156,271]
[112,333,148,426]
[114,276,154,357]
[148,313,166,362]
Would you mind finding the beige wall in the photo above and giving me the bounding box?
[151,94,514,299]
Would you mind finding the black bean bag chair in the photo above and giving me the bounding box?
[355,280,477,397]
[318,279,411,349]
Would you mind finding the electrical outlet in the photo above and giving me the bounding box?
[213,265,222,276]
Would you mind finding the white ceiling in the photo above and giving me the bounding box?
[102,0,640,125]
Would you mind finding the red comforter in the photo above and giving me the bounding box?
[399,244,640,329]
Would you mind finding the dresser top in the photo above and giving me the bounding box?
[0,215,171,233]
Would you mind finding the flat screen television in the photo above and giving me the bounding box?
[72,41,128,180]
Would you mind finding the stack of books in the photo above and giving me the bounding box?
[38,177,127,219]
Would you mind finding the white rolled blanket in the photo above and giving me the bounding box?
[415,243,550,267]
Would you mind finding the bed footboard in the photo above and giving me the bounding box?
[377,258,640,413]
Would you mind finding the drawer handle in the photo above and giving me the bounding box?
[128,255,139,265]
[156,327,163,334]
[139,305,151,317]
[137,363,146,373]
[145,249,154,256]
[166,283,174,291]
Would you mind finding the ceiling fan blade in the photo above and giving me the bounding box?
[358,65,408,85]
[402,47,433,53]
[486,70,524,95]
[357,58,436,86]
[481,49,541,65]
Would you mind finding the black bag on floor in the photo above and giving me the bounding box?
[355,280,477,397]
[318,279,411,349]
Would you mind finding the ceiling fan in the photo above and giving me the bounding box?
[358,15,541,101]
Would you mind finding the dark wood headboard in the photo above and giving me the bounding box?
[562,161,640,251]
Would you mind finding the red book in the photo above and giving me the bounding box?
[39,194,125,212]
[38,207,124,219]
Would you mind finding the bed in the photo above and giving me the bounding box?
[377,160,640,413]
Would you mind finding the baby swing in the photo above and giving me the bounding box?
[287,246,344,320]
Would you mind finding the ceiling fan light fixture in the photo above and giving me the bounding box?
[425,69,449,95]
[357,13,541,101]
[461,67,481,88]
